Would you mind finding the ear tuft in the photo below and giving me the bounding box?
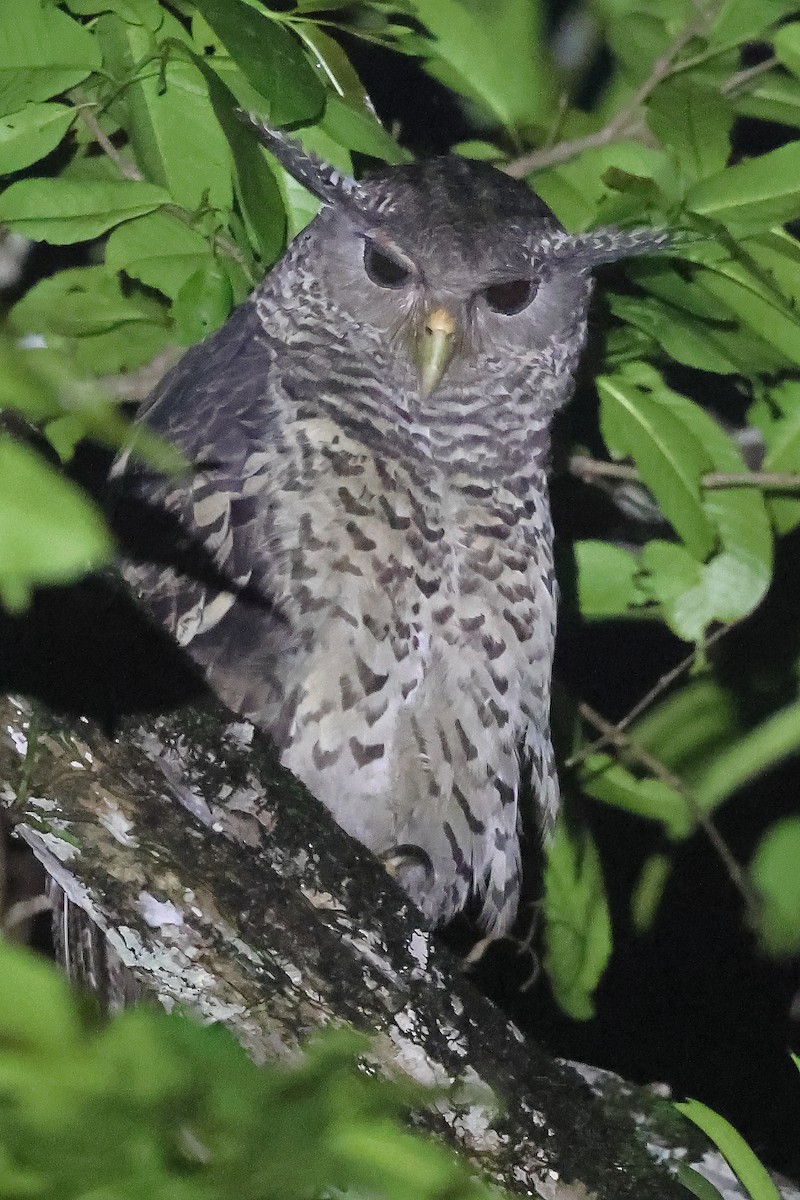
[562,226,674,269]
[236,111,363,207]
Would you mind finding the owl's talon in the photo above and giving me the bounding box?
[380,844,434,885]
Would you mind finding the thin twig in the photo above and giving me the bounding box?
[564,623,733,769]
[721,54,779,97]
[575,701,761,918]
[569,454,800,492]
[504,114,646,176]
[505,1,719,177]
[73,96,143,181]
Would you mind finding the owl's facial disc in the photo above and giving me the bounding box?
[415,307,458,397]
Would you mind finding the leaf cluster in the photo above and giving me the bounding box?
[0,936,500,1200]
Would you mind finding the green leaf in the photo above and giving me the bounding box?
[749,380,800,533]
[0,178,169,244]
[0,102,74,174]
[631,853,673,932]
[646,80,733,181]
[0,940,80,1050]
[773,21,800,78]
[573,539,649,619]
[72,319,172,375]
[11,266,164,338]
[607,293,747,375]
[597,371,716,559]
[692,698,800,812]
[0,435,114,611]
[710,0,800,44]
[627,260,790,375]
[735,73,800,128]
[172,260,233,344]
[686,142,800,237]
[639,540,709,641]
[320,93,410,163]
[408,0,555,135]
[64,0,163,26]
[106,211,213,299]
[749,817,800,956]
[96,12,233,214]
[675,1099,782,1200]
[632,678,741,784]
[605,10,670,87]
[689,257,800,368]
[0,335,62,423]
[0,0,100,115]
[190,0,325,125]
[676,1163,726,1200]
[578,752,693,839]
[542,821,612,1020]
[601,367,772,640]
[534,141,671,232]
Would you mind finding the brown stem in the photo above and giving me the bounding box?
[569,454,800,492]
[505,0,719,177]
[574,701,761,919]
[564,624,734,771]
[721,54,780,96]
[73,96,143,182]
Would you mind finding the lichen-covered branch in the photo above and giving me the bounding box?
[0,691,736,1199]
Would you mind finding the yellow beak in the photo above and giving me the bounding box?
[414,307,457,397]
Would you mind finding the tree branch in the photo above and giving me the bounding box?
[505,1,719,177]
[571,701,761,920]
[569,454,800,492]
[0,689,742,1199]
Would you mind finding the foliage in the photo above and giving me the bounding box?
[1,0,800,1012]
[0,936,500,1199]
[675,1090,796,1200]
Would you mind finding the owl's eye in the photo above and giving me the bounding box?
[483,279,535,315]
[364,242,411,288]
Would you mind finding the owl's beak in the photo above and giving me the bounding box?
[415,307,457,397]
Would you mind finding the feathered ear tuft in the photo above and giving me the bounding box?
[237,111,364,207]
[560,226,674,269]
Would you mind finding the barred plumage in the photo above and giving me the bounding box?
[113,130,668,933]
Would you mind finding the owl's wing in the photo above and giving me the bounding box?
[110,300,288,708]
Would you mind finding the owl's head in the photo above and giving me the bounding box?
[242,115,670,451]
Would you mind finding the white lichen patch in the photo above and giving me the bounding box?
[26,795,59,812]
[342,930,402,987]
[385,1026,453,1090]
[8,726,27,755]
[111,924,248,1025]
[274,957,303,988]
[32,828,79,862]
[98,803,138,847]
[231,937,264,966]
[439,1022,468,1058]
[407,928,430,973]
[137,892,185,928]
[298,886,344,912]
[223,721,255,747]
[442,1102,507,1155]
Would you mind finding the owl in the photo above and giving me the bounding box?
[112,116,669,936]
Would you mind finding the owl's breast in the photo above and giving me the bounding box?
[270,422,556,825]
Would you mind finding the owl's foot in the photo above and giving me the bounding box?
[513,900,543,991]
[381,844,433,896]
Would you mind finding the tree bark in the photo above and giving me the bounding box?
[0,691,785,1200]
